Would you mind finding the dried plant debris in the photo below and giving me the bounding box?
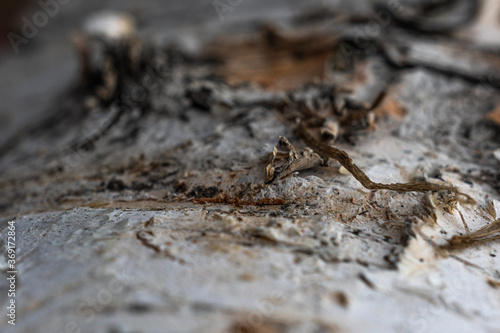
[265,136,325,185]
[487,200,500,220]
[270,83,391,145]
[295,122,475,202]
[262,82,474,202]
[441,219,500,250]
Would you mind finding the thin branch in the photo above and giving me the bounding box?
[297,122,475,203]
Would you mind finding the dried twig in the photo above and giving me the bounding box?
[440,219,500,250]
[296,122,475,203]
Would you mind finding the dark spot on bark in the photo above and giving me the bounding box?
[358,272,376,289]
[131,182,152,191]
[189,186,219,198]
[185,86,213,111]
[351,229,362,236]
[331,291,349,308]
[107,178,126,191]
[174,181,187,193]
[127,303,151,313]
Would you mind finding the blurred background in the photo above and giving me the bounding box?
[0,0,335,146]
[1,0,499,173]
[1,0,499,148]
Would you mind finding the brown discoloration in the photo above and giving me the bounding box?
[136,228,184,263]
[228,321,283,333]
[487,277,500,289]
[358,272,376,290]
[228,317,338,333]
[136,230,162,253]
[374,96,407,118]
[204,25,339,91]
[239,272,255,281]
[486,105,500,125]
[330,291,349,308]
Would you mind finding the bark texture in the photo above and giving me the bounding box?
[1,1,500,332]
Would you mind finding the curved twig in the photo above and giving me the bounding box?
[297,123,475,204]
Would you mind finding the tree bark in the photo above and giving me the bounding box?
[1,1,500,332]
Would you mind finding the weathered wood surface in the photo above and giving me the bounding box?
[1,1,500,332]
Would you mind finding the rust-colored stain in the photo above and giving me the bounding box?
[374,96,407,118]
[487,105,500,125]
[204,25,339,91]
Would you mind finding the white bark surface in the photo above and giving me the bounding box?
[0,1,499,333]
